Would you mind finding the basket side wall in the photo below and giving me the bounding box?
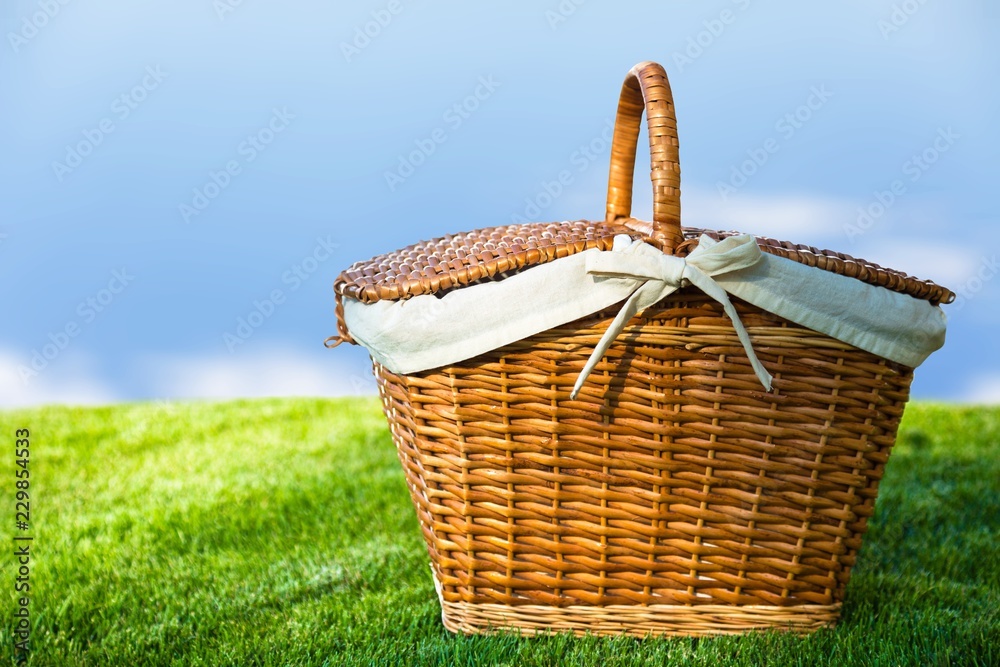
[372,290,913,611]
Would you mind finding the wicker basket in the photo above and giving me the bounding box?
[328,62,952,637]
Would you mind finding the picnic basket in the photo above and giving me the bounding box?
[326,61,952,637]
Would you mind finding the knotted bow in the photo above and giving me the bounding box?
[570,234,774,398]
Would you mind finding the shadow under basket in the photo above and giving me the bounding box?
[373,292,912,637]
[330,61,951,637]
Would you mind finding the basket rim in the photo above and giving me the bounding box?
[334,218,955,307]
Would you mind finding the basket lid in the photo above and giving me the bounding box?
[334,217,954,306]
[331,61,954,347]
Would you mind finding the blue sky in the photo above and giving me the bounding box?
[2,0,998,406]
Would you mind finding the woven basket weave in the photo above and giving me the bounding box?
[329,62,953,637]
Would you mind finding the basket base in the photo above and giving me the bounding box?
[437,597,840,638]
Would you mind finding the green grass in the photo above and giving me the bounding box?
[0,398,997,666]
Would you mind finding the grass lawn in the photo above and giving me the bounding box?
[0,398,997,666]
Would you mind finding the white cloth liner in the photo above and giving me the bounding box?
[342,233,947,387]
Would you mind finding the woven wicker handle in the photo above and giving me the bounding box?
[605,61,683,253]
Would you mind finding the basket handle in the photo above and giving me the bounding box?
[605,61,683,253]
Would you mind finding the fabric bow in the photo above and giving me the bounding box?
[570,234,775,398]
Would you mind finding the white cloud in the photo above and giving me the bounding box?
[0,348,120,408]
[681,188,851,245]
[960,375,1000,405]
[549,184,853,249]
[681,188,978,291]
[0,345,378,408]
[140,347,378,400]
[849,240,978,291]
